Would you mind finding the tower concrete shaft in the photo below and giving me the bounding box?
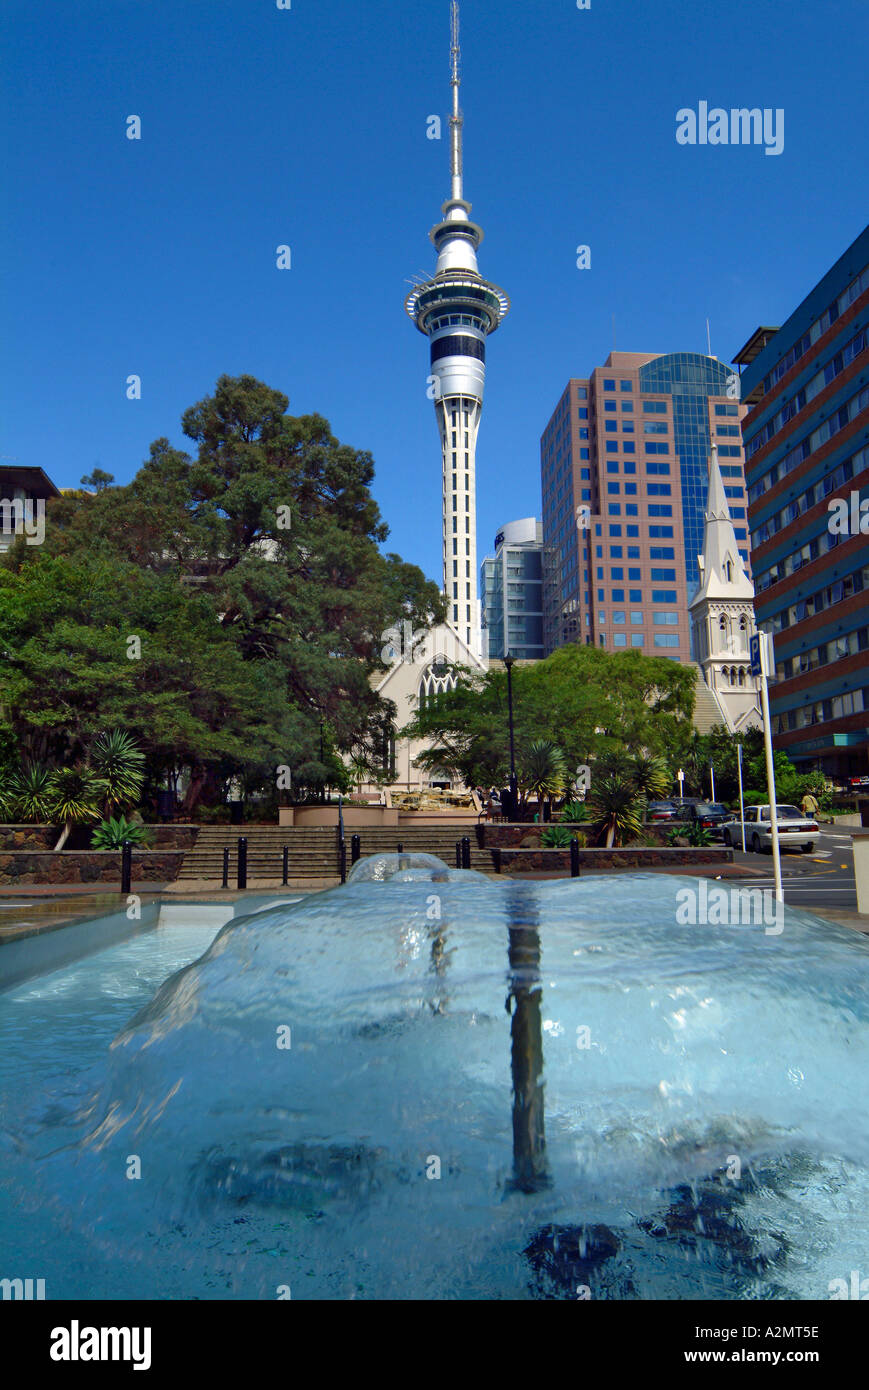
[405,0,509,659]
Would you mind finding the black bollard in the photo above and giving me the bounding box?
[397,842,403,854]
[121,840,132,895]
[461,836,471,870]
[237,836,248,890]
[570,836,581,878]
[351,834,360,865]
[282,845,289,886]
[222,846,229,889]
[493,846,502,875]
[456,841,462,868]
[339,838,347,884]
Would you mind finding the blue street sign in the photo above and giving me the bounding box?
[749,633,762,677]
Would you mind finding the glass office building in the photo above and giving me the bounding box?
[540,352,750,660]
[480,518,545,660]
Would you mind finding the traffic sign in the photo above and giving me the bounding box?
[749,633,762,676]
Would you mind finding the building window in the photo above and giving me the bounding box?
[631,633,644,646]
[654,634,680,648]
[620,380,633,392]
[630,612,643,623]
[603,379,616,391]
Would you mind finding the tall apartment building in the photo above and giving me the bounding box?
[541,352,749,660]
[735,224,869,777]
[479,517,545,660]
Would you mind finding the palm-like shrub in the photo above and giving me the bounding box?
[586,771,647,849]
[91,815,152,850]
[542,824,586,848]
[90,730,145,815]
[558,800,589,823]
[7,762,54,822]
[520,740,567,817]
[48,767,105,850]
[667,824,713,847]
[630,753,671,801]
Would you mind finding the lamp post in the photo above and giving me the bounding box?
[504,653,518,818]
[710,764,716,802]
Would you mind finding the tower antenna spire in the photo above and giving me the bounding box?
[449,1,463,201]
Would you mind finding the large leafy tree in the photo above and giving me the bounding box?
[1,375,444,809]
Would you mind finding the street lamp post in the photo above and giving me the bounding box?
[504,654,518,819]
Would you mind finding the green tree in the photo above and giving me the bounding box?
[519,739,567,817]
[48,766,104,850]
[404,645,696,789]
[1,376,444,812]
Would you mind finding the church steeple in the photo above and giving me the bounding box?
[693,443,754,601]
[689,443,761,733]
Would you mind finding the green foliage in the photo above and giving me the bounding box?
[48,767,104,825]
[542,824,586,848]
[519,739,568,809]
[91,815,153,849]
[558,800,589,823]
[90,730,146,814]
[628,753,671,801]
[404,644,696,791]
[80,469,115,491]
[1,375,444,810]
[586,770,647,849]
[667,823,713,847]
[680,725,765,801]
[3,762,54,821]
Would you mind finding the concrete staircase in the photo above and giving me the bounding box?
[176,823,493,883]
[689,663,729,734]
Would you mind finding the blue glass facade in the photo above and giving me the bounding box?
[638,353,736,593]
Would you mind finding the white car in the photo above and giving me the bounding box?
[723,804,819,854]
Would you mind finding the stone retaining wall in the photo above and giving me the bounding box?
[0,851,186,885]
[491,846,733,873]
[479,823,679,849]
[0,824,198,852]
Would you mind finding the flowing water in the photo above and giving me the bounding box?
[1,857,867,1300]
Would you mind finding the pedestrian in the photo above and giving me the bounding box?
[801,791,819,817]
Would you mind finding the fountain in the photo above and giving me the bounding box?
[1,854,868,1299]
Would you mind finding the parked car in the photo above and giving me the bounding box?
[647,800,681,822]
[848,775,869,790]
[683,801,731,838]
[723,804,819,854]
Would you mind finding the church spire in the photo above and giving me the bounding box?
[693,442,754,599]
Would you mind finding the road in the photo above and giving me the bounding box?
[723,825,858,911]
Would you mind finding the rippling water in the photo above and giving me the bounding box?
[1,859,867,1300]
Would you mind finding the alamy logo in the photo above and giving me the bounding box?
[50,1321,151,1371]
[676,882,783,935]
[1,1276,45,1299]
[0,497,45,546]
[676,103,784,156]
[828,491,869,535]
[380,620,487,666]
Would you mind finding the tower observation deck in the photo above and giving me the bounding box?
[405,0,509,660]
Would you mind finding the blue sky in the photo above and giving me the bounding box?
[2,0,867,584]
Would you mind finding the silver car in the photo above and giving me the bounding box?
[723,804,819,854]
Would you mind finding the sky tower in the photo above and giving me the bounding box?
[405,1,509,660]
